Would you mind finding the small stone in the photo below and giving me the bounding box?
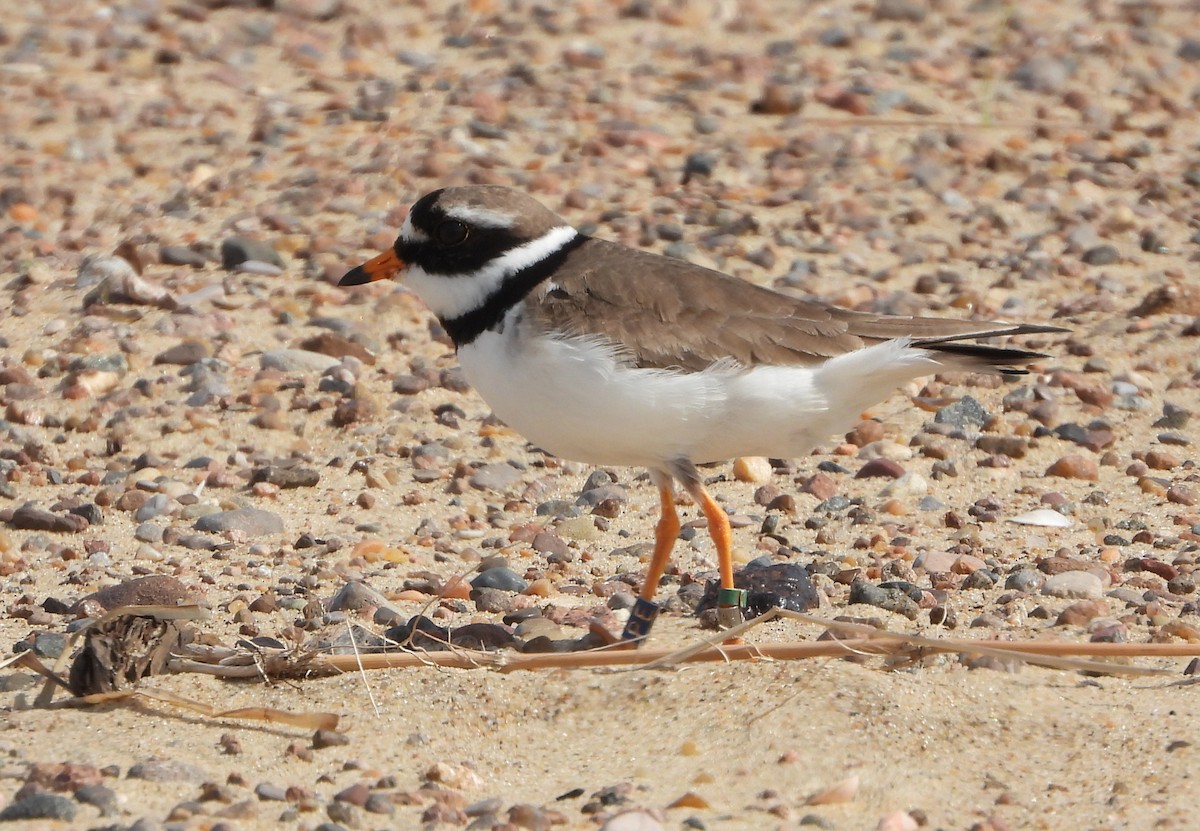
[392,374,429,395]
[160,245,208,268]
[15,631,67,659]
[874,0,925,22]
[153,341,209,365]
[531,531,570,557]
[127,759,208,783]
[848,578,919,619]
[221,236,284,269]
[1056,599,1109,626]
[250,466,321,489]
[334,782,370,807]
[750,83,803,115]
[1144,450,1180,470]
[933,396,989,429]
[469,463,522,492]
[8,505,88,533]
[1045,454,1099,481]
[299,332,376,364]
[80,575,192,613]
[1042,571,1104,600]
[801,473,838,500]
[75,783,119,815]
[328,580,391,612]
[313,729,350,749]
[194,508,284,536]
[1167,485,1197,506]
[1180,38,1200,61]
[1005,569,1045,593]
[1081,245,1120,265]
[915,550,956,574]
[254,783,288,801]
[1009,55,1072,93]
[471,567,528,593]
[732,456,772,483]
[855,458,905,479]
[698,562,819,616]
[0,793,77,821]
[845,420,884,447]
[260,348,341,373]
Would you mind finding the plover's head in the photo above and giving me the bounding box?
[340,186,579,322]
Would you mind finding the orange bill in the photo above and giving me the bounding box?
[339,248,403,286]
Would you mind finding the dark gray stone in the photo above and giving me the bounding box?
[0,793,77,821]
[934,396,989,429]
[471,566,528,593]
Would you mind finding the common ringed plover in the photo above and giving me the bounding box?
[342,185,1063,642]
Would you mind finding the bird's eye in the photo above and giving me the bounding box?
[433,220,469,247]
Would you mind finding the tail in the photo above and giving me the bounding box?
[912,325,1062,376]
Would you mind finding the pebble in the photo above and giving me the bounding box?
[732,456,772,483]
[7,505,88,533]
[1056,599,1109,626]
[1045,454,1099,481]
[221,236,285,269]
[802,473,839,500]
[471,567,528,593]
[328,580,392,612]
[698,562,819,615]
[848,578,919,619]
[874,0,925,22]
[154,341,209,365]
[878,472,927,497]
[251,466,321,489]
[0,794,77,821]
[75,783,119,815]
[933,396,989,429]
[1005,568,1046,593]
[127,759,208,783]
[1082,245,1120,266]
[260,349,342,373]
[1042,571,1104,600]
[194,508,284,536]
[160,245,208,268]
[81,575,192,613]
[855,458,905,479]
[469,463,523,492]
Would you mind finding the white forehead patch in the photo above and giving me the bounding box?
[443,204,516,229]
[399,212,428,243]
[405,225,577,321]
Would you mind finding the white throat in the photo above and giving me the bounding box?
[405,225,578,321]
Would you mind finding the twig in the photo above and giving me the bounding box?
[346,622,381,717]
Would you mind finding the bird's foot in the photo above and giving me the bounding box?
[618,597,661,646]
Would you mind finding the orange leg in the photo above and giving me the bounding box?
[639,480,681,601]
[621,473,680,644]
[682,478,745,633]
[693,485,734,592]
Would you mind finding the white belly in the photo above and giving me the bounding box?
[455,317,935,469]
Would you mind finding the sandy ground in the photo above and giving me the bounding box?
[2,0,1200,828]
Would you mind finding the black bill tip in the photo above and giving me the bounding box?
[339,265,371,287]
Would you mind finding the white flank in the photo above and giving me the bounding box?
[460,321,953,469]
[405,225,578,320]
